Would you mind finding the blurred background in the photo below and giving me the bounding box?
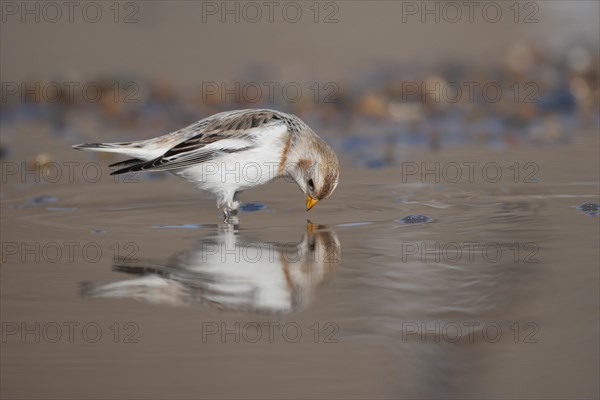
[1,1,599,399]
[1,1,598,164]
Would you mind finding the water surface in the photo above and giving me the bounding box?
[1,140,599,399]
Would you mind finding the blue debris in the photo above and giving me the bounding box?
[395,214,433,224]
[576,202,599,217]
[240,203,266,212]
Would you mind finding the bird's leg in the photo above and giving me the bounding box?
[222,207,239,224]
[232,192,241,211]
[222,192,240,225]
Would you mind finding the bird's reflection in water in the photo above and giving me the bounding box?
[82,223,340,314]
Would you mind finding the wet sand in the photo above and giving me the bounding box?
[1,128,599,399]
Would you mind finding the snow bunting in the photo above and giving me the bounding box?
[73,109,339,221]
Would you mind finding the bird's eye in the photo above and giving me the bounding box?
[307,179,315,191]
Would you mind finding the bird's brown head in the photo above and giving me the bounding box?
[287,136,339,211]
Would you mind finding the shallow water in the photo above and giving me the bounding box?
[1,138,599,399]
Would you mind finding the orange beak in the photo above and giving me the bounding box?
[306,196,319,211]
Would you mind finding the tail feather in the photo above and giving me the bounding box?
[73,142,135,152]
[108,158,143,169]
[73,137,173,168]
[72,140,159,160]
[110,160,150,176]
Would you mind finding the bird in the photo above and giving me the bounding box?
[73,109,339,222]
[81,222,341,314]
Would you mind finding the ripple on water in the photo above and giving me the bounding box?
[153,224,207,229]
[13,195,58,208]
[576,202,599,217]
[395,214,433,224]
[335,221,373,228]
[240,203,266,212]
[47,207,76,212]
[397,199,452,209]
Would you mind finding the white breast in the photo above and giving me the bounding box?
[175,124,288,199]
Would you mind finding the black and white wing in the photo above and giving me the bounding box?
[110,109,294,175]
